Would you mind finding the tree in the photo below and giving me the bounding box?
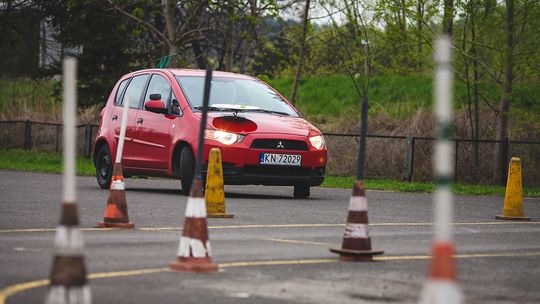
[239,0,281,73]
[495,0,514,182]
[442,0,453,35]
[103,0,211,68]
[459,0,481,167]
[290,0,311,104]
[37,0,146,107]
[0,0,42,77]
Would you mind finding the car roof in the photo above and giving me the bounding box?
[125,68,255,80]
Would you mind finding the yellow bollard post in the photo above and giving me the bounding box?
[496,157,530,221]
[205,148,234,218]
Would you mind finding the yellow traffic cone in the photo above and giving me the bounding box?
[205,148,234,218]
[496,157,530,221]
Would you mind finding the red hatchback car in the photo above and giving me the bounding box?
[93,69,327,198]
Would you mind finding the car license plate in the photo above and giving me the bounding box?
[260,153,301,166]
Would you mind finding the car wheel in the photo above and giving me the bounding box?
[180,147,195,196]
[293,185,310,199]
[96,145,112,189]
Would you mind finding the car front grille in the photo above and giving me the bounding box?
[251,139,308,151]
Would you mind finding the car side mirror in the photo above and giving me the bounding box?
[145,99,168,114]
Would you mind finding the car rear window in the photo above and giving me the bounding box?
[114,79,129,105]
[121,74,149,108]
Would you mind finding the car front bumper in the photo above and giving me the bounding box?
[202,163,325,186]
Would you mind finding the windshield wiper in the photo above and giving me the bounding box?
[246,108,290,116]
[193,106,244,112]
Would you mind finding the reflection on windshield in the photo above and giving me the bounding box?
[176,76,299,117]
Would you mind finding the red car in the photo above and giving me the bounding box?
[93,69,327,198]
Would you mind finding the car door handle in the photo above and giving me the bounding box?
[137,118,144,124]
[112,115,118,121]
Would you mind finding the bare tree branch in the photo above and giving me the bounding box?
[102,0,174,51]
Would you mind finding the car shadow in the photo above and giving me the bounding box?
[86,185,315,200]
[126,188,183,195]
[224,192,294,200]
[124,187,294,200]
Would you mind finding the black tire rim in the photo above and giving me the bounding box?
[98,153,111,182]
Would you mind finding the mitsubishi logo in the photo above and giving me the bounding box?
[276,141,285,149]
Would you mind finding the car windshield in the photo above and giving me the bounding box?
[176,76,299,117]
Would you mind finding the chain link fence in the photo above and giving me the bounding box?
[1,120,539,187]
[0,120,98,158]
[325,134,539,187]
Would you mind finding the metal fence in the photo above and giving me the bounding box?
[0,120,98,158]
[323,133,539,187]
[1,120,539,187]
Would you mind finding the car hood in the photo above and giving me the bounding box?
[200,112,321,137]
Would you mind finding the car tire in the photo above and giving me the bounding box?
[96,144,112,189]
[293,185,310,199]
[180,147,195,196]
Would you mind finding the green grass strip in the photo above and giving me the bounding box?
[0,149,95,176]
[322,176,540,197]
[1,149,539,197]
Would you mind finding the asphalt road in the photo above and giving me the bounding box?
[1,170,539,304]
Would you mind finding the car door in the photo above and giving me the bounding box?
[131,73,173,171]
[110,74,149,168]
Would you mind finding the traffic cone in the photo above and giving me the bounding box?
[170,179,219,272]
[329,180,384,261]
[418,242,463,303]
[205,148,233,218]
[496,157,530,221]
[97,162,134,228]
[46,203,91,304]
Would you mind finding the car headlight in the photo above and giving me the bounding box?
[205,130,244,145]
[309,135,325,150]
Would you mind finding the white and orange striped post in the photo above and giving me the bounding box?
[96,93,134,228]
[46,58,92,304]
[169,69,218,272]
[418,35,463,304]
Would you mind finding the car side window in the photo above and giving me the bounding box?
[143,74,171,108]
[114,79,129,106]
[121,74,149,108]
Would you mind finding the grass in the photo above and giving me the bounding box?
[0,78,62,120]
[2,149,539,197]
[322,176,540,197]
[266,75,431,118]
[0,149,95,176]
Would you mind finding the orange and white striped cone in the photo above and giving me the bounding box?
[329,180,384,261]
[170,179,218,272]
[419,242,462,303]
[46,203,91,304]
[96,163,134,228]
